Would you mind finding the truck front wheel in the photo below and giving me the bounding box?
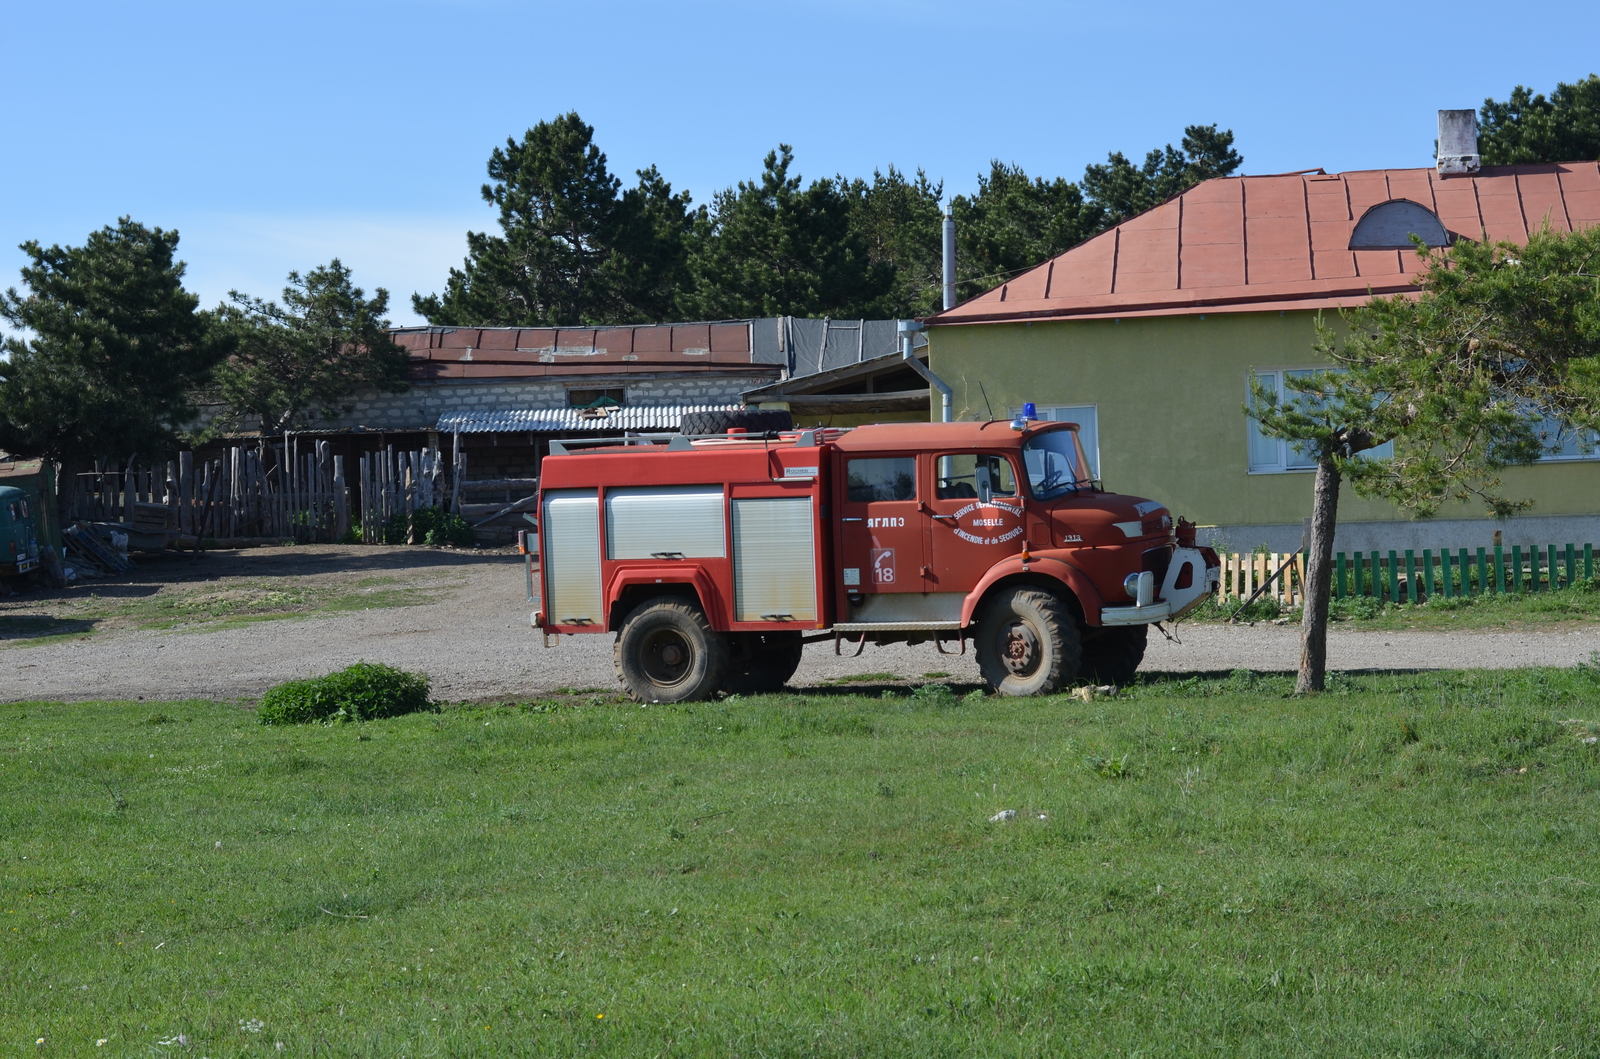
[615,599,729,703]
[974,587,1081,696]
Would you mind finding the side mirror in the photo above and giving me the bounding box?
[976,463,992,504]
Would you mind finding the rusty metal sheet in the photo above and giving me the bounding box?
[708,323,751,353]
[671,324,711,353]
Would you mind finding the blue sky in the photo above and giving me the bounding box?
[4,0,1598,328]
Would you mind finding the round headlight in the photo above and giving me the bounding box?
[1123,572,1142,599]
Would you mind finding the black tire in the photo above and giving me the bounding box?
[1078,625,1147,686]
[680,408,794,436]
[723,632,804,694]
[974,587,1081,696]
[614,598,729,703]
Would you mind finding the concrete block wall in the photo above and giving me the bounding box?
[627,377,754,403]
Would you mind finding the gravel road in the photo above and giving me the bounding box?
[6,546,1599,703]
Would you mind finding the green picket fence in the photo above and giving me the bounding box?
[1329,543,1597,603]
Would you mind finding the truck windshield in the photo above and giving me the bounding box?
[1022,429,1093,500]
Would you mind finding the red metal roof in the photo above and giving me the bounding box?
[392,321,774,381]
[932,163,1600,325]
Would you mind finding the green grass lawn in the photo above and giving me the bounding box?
[8,668,1600,1055]
[1192,578,1600,631]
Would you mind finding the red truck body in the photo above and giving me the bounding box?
[531,421,1218,701]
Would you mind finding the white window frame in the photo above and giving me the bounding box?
[1247,369,1393,474]
[1531,415,1600,462]
[1013,404,1100,480]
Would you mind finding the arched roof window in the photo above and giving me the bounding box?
[1349,199,1451,250]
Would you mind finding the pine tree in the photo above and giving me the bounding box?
[415,112,692,326]
[841,167,945,317]
[1479,74,1600,165]
[1249,225,1600,691]
[0,217,230,513]
[950,163,1096,301]
[680,146,891,319]
[214,260,411,434]
[1081,124,1243,226]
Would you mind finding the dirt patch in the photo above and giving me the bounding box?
[0,544,503,645]
[6,544,1600,704]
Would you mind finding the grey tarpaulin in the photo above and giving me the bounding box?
[751,318,927,378]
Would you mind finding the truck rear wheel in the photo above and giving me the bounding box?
[723,632,804,694]
[614,599,729,703]
[1078,625,1147,686]
[974,587,1081,696]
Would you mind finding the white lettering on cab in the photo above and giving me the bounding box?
[866,517,906,528]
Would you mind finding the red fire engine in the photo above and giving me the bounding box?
[528,417,1219,702]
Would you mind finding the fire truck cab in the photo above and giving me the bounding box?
[532,419,1219,702]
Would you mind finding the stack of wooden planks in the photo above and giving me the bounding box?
[63,523,136,578]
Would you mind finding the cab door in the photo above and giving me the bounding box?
[926,452,1026,592]
[834,454,927,615]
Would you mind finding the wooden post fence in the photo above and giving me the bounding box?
[65,440,429,546]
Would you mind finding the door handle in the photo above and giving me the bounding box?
[840,517,863,522]
[930,513,957,522]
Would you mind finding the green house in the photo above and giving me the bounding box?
[927,156,1600,553]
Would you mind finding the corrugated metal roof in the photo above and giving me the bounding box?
[391,317,919,382]
[436,405,740,434]
[933,162,1600,324]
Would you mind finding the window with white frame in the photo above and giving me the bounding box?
[1013,405,1100,480]
[1246,369,1393,473]
[1531,415,1600,462]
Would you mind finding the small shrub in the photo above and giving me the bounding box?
[1188,594,1283,623]
[258,662,434,725]
[1086,754,1134,779]
[910,682,956,703]
[1223,668,1261,692]
[381,507,475,547]
[1331,595,1388,621]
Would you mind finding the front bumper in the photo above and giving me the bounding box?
[1,556,37,576]
[1099,546,1219,625]
[1100,601,1174,625]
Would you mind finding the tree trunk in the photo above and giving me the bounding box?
[54,456,81,529]
[1297,457,1342,693]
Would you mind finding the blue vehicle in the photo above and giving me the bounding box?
[0,485,39,576]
